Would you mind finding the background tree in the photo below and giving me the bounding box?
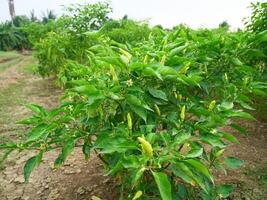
[246,2,267,32]
[42,10,56,24]
[30,10,38,22]
[64,2,112,32]
[8,0,16,20]
[219,21,230,30]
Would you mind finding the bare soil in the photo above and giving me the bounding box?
[0,53,266,200]
[220,120,267,199]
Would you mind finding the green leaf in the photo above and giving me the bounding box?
[107,161,123,175]
[219,132,239,144]
[17,117,39,125]
[174,132,191,145]
[148,87,168,101]
[126,93,153,111]
[87,92,105,106]
[132,167,146,186]
[172,163,195,184]
[108,92,123,100]
[82,140,91,160]
[231,123,248,135]
[48,107,64,119]
[152,171,172,200]
[224,157,244,169]
[26,124,48,143]
[172,162,207,191]
[231,57,243,66]
[72,85,98,96]
[126,94,142,106]
[200,134,226,148]
[238,101,255,111]
[26,104,47,116]
[229,111,255,120]
[219,102,234,110]
[186,148,203,158]
[184,159,213,182]
[54,139,76,168]
[142,67,163,80]
[169,45,187,57]
[130,105,147,122]
[94,134,137,154]
[121,155,140,168]
[217,184,235,198]
[159,66,177,77]
[24,152,43,183]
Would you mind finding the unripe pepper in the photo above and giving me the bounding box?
[138,137,153,158]
[160,55,166,65]
[208,100,216,111]
[154,104,161,116]
[143,55,148,64]
[110,65,118,82]
[224,73,228,82]
[127,113,132,131]
[180,105,186,122]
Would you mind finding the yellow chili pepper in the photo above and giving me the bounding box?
[110,65,118,82]
[174,91,178,99]
[143,54,148,64]
[163,39,167,46]
[154,104,161,116]
[119,48,132,60]
[208,100,216,111]
[224,73,228,82]
[138,137,153,158]
[160,55,166,65]
[127,113,132,131]
[132,191,143,200]
[180,105,186,122]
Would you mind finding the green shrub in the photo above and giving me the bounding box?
[1,3,267,200]
[63,2,112,33]
[0,22,29,50]
[99,19,151,44]
[2,31,266,199]
[246,2,267,33]
[245,2,267,80]
[34,30,100,77]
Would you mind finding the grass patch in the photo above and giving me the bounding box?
[22,63,38,74]
[0,51,21,61]
[0,57,22,72]
[18,56,38,75]
[0,51,23,72]
[0,51,19,57]
[0,80,26,124]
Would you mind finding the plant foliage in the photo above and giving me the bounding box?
[1,2,267,200]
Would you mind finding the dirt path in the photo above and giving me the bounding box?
[0,54,117,200]
[221,120,267,199]
[0,53,266,200]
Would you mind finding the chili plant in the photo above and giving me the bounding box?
[1,38,266,199]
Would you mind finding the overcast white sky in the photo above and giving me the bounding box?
[0,0,265,29]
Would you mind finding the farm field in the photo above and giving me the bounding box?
[0,1,267,200]
[0,52,266,199]
[0,52,118,200]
